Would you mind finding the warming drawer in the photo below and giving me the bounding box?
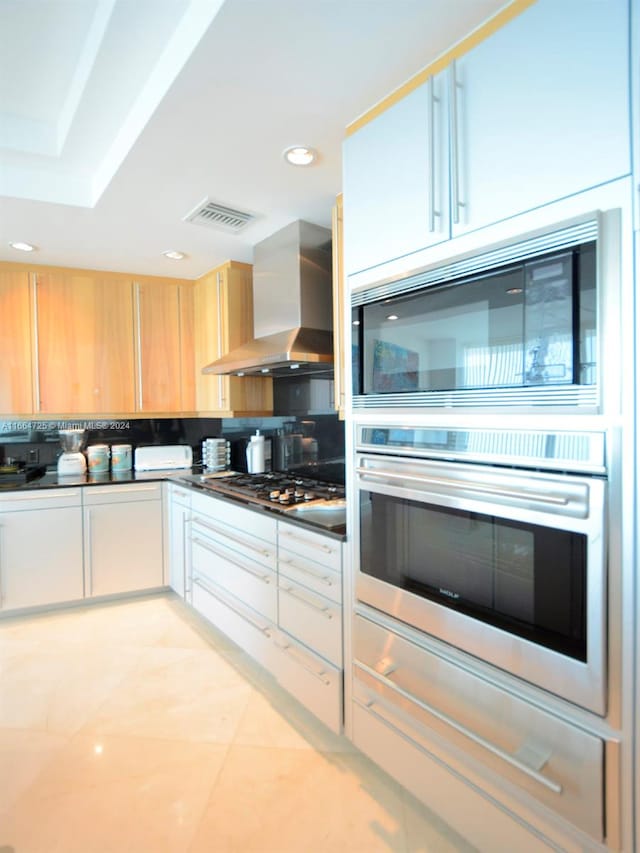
[352,614,605,841]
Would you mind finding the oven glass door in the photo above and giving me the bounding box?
[355,453,606,713]
[360,490,586,660]
[356,243,596,395]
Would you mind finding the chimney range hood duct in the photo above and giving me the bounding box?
[202,220,333,377]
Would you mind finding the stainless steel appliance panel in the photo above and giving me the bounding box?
[355,450,607,714]
[352,614,604,841]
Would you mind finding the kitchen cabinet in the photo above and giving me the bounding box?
[134,278,195,413]
[190,490,277,670]
[331,196,346,418]
[83,483,164,597]
[450,0,630,239]
[275,523,344,732]
[35,270,136,414]
[0,489,84,611]
[0,269,34,415]
[343,71,449,275]
[194,261,272,416]
[343,0,630,277]
[166,483,191,600]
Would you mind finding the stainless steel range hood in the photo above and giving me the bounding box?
[202,220,333,377]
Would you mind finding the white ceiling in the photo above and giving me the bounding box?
[0,0,508,279]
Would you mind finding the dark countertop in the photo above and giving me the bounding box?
[0,466,347,541]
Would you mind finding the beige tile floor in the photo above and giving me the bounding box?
[0,593,474,853]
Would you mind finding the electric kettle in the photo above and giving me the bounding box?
[245,430,265,474]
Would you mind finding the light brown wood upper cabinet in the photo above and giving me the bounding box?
[0,269,34,415]
[194,261,272,416]
[35,271,136,414]
[134,278,195,413]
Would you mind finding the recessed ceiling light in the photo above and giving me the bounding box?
[283,146,317,166]
[162,250,186,260]
[352,320,360,326]
[9,241,36,252]
[260,368,270,373]
[386,314,399,321]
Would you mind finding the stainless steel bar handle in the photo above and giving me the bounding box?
[281,584,333,619]
[279,528,334,554]
[449,60,464,225]
[192,536,271,583]
[86,510,93,597]
[134,282,143,410]
[31,274,41,411]
[182,513,190,596]
[216,272,226,409]
[192,574,272,635]
[356,466,570,507]
[274,638,331,685]
[192,517,272,558]
[357,661,562,795]
[279,556,333,586]
[427,75,438,233]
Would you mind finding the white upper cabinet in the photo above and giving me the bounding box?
[451,0,630,237]
[343,0,630,277]
[343,72,449,276]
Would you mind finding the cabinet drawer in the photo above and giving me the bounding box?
[277,523,341,572]
[191,573,275,671]
[83,482,162,504]
[191,513,276,572]
[353,615,604,841]
[273,630,342,734]
[191,533,277,623]
[191,492,276,544]
[278,546,342,604]
[0,488,82,512]
[278,581,342,667]
[167,483,191,508]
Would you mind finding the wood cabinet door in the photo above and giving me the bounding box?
[36,271,135,414]
[0,269,34,414]
[194,263,272,415]
[135,278,194,413]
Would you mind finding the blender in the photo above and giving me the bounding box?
[57,428,88,476]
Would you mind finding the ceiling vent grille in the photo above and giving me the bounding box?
[183,198,256,233]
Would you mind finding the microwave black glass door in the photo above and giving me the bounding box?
[360,246,595,395]
[359,490,587,660]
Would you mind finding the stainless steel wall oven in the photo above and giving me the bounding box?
[354,424,607,715]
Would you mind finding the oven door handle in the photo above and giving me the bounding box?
[356,467,570,507]
[357,661,563,795]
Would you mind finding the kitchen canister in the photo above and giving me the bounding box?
[111,443,132,472]
[86,443,110,473]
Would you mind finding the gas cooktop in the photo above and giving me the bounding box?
[187,471,345,511]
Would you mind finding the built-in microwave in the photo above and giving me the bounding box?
[351,217,603,410]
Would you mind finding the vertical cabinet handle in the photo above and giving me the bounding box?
[182,512,190,597]
[216,272,226,409]
[449,60,465,225]
[86,510,93,597]
[0,522,4,605]
[134,282,143,410]
[426,75,440,233]
[31,274,42,411]
[331,201,344,414]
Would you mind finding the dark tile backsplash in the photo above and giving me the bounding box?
[0,415,345,471]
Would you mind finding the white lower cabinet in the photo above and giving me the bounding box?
[83,483,164,597]
[167,483,191,599]
[185,490,345,734]
[0,489,84,611]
